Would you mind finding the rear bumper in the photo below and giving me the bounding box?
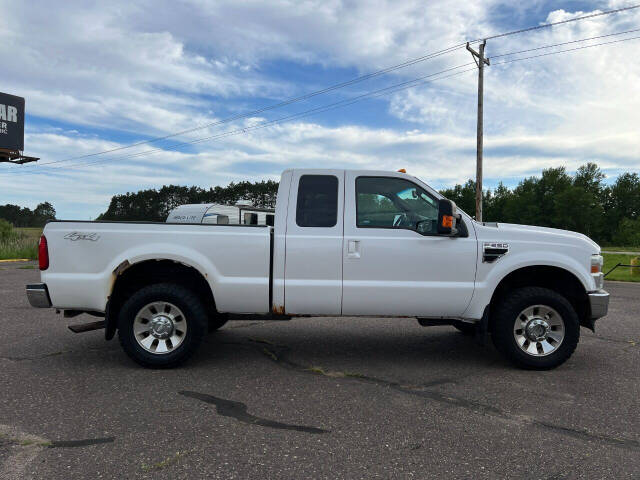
[588,289,609,320]
[26,283,52,308]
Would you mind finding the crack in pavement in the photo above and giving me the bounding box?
[0,346,113,362]
[0,435,115,480]
[247,340,640,451]
[179,391,329,434]
[590,335,638,347]
[225,321,268,330]
[0,351,71,362]
[0,425,48,480]
[0,423,115,480]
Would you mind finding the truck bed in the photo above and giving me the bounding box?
[41,221,272,314]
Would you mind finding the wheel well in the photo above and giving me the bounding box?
[106,260,216,339]
[488,266,590,330]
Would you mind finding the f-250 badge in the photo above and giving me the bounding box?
[64,232,100,242]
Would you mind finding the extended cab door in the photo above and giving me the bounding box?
[284,170,344,315]
[341,171,477,317]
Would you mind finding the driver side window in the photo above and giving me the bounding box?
[356,176,439,234]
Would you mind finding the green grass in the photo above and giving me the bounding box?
[601,246,640,253]
[602,252,640,282]
[16,227,43,239]
[0,227,41,260]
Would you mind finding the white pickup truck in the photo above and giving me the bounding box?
[26,169,609,369]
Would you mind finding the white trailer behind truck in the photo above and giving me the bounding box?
[27,168,609,369]
[167,201,275,226]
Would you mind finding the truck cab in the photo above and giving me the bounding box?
[272,169,477,318]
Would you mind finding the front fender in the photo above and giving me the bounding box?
[463,250,592,319]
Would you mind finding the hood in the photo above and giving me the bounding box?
[477,222,600,254]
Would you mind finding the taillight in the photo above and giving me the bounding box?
[38,235,49,270]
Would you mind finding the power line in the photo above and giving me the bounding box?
[492,33,640,65]
[478,4,640,41]
[491,27,640,58]
[18,3,639,168]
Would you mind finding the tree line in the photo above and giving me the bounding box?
[0,202,56,228]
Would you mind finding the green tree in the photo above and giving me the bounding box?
[33,202,57,225]
[603,173,640,227]
[552,186,604,237]
[440,180,476,216]
[574,162,605,197]
[613,218,640,247]
[0,202,56,227]
[484,182,511,222]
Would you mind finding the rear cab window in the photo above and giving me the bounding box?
[296,175,339,227]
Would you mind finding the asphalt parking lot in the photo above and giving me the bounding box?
[1,263,639,479]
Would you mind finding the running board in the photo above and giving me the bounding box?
[68,321,106,333]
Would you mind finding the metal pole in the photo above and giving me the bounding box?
[466,40,490,222]
[476,41,485,222]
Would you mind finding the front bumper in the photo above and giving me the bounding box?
[26,283,52,308]
[588,289,609,320]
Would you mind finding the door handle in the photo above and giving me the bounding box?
[347,240,360,259]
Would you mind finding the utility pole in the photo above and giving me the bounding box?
[466,40,490,222]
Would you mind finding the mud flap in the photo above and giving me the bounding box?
[580,317,596,332]
[475,305,490,346]
[104,301,117,340]
[68,321,106,333]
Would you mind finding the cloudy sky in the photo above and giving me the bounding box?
[0,0,639,218]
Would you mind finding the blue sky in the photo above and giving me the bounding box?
[0,0,639,218]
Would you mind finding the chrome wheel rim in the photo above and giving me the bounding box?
[513,304,564,357]
[134,302,187,354]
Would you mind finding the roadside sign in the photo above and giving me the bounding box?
[0,92,25,151]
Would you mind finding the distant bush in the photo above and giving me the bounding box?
[0,219,14,242]
[0,220,38,260]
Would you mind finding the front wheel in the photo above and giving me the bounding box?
[491,287,580,370]
[118,283,208,368]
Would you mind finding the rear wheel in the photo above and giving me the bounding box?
[118,283,207,368]
[491,287,580,370]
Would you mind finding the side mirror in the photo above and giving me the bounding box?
[437,199,458,235]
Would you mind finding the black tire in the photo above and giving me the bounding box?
[208,314,229,333]
[452,321,476,336]
[491,287,580,370]
[118,283,207,368]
